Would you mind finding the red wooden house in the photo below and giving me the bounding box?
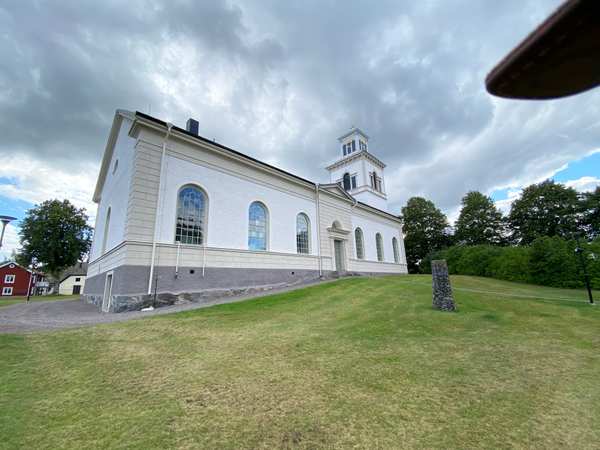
[0,262,46,297]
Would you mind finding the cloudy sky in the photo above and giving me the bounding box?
[1,0,599,259]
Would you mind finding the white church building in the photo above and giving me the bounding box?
[85,110,407,312]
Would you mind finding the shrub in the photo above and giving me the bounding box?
[422,236,599,290]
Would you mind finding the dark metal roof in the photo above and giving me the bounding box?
[486,0,600,99]
[135,111,314,186]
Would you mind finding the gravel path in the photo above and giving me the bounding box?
[0,278,338,334]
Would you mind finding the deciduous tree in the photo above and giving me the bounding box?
[401,197,450,273]
[19,199,93,279]
[581,186,600,239]
[455,191,506,245]
[508,180,579,245]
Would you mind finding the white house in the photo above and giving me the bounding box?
[85,110,407,312]
[58,262,87,295]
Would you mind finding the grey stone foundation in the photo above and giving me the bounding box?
[85,265,330,313]
[431,260,456,311]
[83,265,400,313]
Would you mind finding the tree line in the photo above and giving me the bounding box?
[401,180,600,288]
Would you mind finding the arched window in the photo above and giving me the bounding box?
[376,233,384,261]
[355,227,364,259]
[296,213,310,254]
[392,237,400,263]
[248,201,268,250]
[101,207,111,254]
[342,172,351,191]
[175,185,207,245]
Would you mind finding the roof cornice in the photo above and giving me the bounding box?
[325,150,386,171]
[337,127,370,142]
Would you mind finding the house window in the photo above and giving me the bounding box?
[376,233,384,261]
[101,207,111,254]
[343,173,351,191]
[75,277,81,282]
[392,237,400,263]
[4,274,15,284]
[359,140,367,151]
[248,201,268,251]
[351,140,356,152]
[2,287,12,296]
[175,185,207,245]
[355,228,364,259]
[296,213,310,254]
[370,172,383,193]
[351,175,357,189]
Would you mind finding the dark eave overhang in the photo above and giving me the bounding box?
[486,0,600,100]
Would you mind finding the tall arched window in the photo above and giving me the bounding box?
[342,172,351,191]
[355,227,364,259]
[392,237,400,263]
[248,201,268,250]
[101,207,111,254]
[175,185,207,245]
[376,233,384,261]
[296,213,310,254]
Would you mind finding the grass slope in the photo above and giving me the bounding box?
[1,275,599,449]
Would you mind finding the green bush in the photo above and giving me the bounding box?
[422,237,600,290]
[529,236,579,288]
[488,246,531,284]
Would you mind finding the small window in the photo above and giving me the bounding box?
[355,228,364,259]
[4,274,15,284]
[113,158,119,174]
[351,140,356,152]
[75,277,81,282]
[392,237,400,263]
[376,233,384,262]
[351,175,357,189]
[2,287,13,296]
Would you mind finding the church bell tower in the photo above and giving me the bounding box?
[325,127,388,211]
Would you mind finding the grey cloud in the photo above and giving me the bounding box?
[2,0,597,218]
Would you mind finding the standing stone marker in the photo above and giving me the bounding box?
[432,260,456,311]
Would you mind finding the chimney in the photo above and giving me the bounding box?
[186,118,199,135]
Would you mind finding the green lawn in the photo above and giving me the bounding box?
[1,275,599,449]
[0,294,80,308]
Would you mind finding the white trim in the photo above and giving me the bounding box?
[2,287,13,296]
[4,274,15,284]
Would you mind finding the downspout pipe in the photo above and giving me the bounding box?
[148,122,173,294]
[315,183,322,277]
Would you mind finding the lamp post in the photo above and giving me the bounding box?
[574,236,594,305]
[0,215,17,250]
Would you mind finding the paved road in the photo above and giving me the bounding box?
[0,278,338,334]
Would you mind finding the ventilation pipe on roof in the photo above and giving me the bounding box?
[148,122,174,296]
